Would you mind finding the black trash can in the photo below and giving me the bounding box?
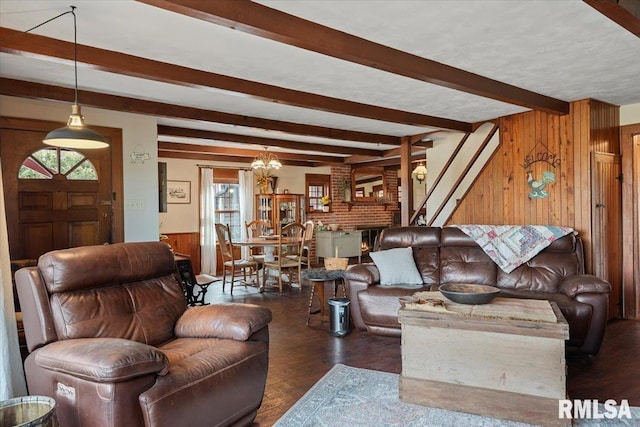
[328,297,350,337]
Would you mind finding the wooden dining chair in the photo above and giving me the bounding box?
[287,220,314,270]
[215,223,258,294]
[262,222,305,293]
[300,220,315,269]
[245,219,272,266]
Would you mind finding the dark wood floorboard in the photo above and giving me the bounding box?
[204,281,640,426]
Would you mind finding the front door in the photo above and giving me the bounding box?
[1,126,114,260]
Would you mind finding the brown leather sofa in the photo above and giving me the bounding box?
[15,242,272,427]
[344,226,611,356]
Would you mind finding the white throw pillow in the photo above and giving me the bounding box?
[369,247,423,287]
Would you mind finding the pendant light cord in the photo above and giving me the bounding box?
[0,6,78,103]
[71,6,78,105]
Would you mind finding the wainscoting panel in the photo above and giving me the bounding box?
[164,232,201,274]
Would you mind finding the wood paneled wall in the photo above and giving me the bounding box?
[165,231,243,274]
[164,232,201,273]
[449,99,620,274]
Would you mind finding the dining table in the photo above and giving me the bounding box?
[233,235,301,262]
[232,235,302,291]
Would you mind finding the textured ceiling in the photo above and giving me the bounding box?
[0,0,639,157]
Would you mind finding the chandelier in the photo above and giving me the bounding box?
[251,147,282,170]
[412,162,427,183]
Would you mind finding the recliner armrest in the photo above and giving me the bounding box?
[343,263,380,286]
[558,274,611,298]
[35,338,168,382]
[175,303,272,341]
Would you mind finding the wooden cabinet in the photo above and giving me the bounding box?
[256,194,305,230]
[316,230,363,261]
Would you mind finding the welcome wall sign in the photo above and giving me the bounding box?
[520,141,561,170]
[521,142,560,199]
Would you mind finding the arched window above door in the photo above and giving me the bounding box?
[18,147,98,180]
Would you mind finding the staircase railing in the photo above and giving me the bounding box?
[410,122,500,226]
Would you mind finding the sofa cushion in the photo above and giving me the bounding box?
[370,247,423,287]
[439,246,497,285]
[413,247,440,285]
[358,285,430,328]
[439,227,497,285]
[143,337,269,427]
[497,251,580,292]
[377,226,441,250]
[50,275,186,346]
[38,242,176,293]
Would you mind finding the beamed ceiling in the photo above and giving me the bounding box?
[1,0,639,167]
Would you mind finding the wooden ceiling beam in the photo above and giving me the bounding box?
[408,131,440,144]
[158,141,344,163]
[140,0,569,115]
[584,0,640,39]
[347,153,425,167]
[383,141,433,157]
[343,143,430,164]
[158,125,381,156]
[0,78,396,145]
[413,140,437,148]
[158,150,317,167]
[0,27,471,132]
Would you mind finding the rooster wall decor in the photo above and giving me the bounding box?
[527,170,556,199]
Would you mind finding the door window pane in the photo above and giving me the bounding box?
[19,148,98,181]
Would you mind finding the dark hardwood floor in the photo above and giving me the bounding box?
[204,281,640,426]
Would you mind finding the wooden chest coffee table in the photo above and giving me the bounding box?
[398,295,570,427]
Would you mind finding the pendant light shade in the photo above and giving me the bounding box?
[44,104,108,149]
[38,6,107,149]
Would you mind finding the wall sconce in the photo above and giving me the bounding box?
[412,162,427,183]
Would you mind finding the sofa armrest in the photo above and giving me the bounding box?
[344,263,380,286]
[559,274,612,298]
[175,303,272,341]
[35,338,168,382]
[344,264,380,331]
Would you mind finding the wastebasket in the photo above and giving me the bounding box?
[328,297,350,337]
[0,396,58,427]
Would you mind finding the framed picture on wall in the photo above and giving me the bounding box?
[167,180,191,204]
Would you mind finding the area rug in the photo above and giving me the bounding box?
[274,364,639,427]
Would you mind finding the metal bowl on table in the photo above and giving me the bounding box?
[438,284,500,305]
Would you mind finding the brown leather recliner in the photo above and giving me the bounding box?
[15,242,272,427]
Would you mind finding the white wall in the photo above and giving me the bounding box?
[159,156,331,233]
[159,157,200,233]
[0,96,159,242]
[621,103,640,126]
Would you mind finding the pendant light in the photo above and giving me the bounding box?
[251,147,282,170]
[43,6,107,149]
